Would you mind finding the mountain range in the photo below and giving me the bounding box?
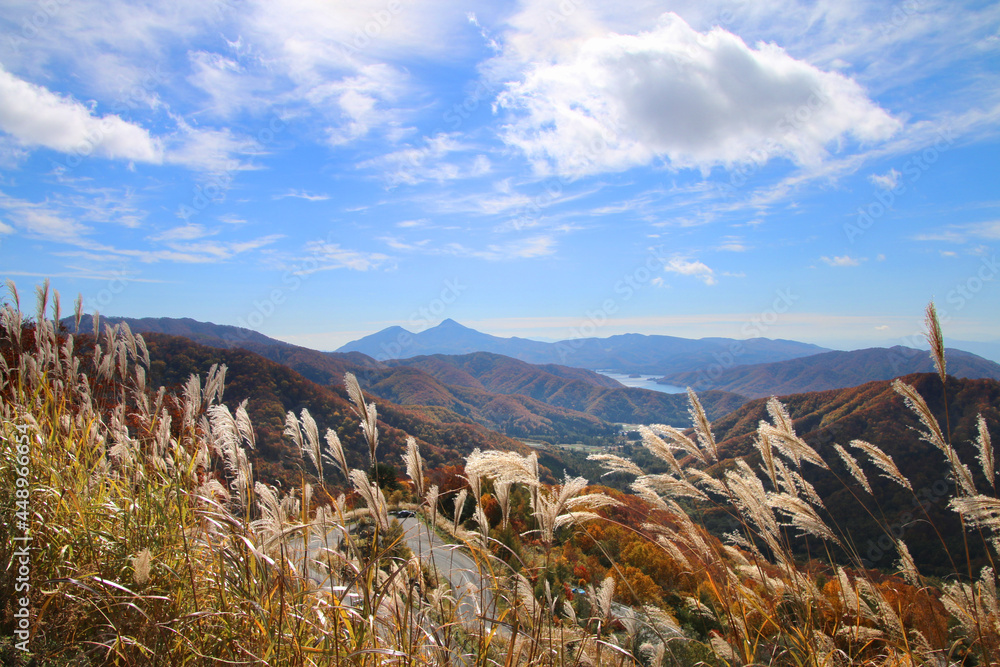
[68,315,747,442]
[692,372,1000,576]
[64,313,1000,576]
[659,345,1000,398]
[336,318,829,374]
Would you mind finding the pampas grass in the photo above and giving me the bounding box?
[4,289,1000,666]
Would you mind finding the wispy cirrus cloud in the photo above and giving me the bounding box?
[914,220,1000,243]
[273,190,331,201]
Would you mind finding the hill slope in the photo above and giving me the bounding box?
[698,372,1000,576]
[140,332,528,488]
[69,315,749,432]
[390,351,748,425]
[659,345,1000,397]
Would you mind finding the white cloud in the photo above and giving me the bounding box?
[662,256,716,285]
[150,224,216,242]
[165,120,261,173]
[218,213,247,225]
[821,254,862,267]
[0,193,91,243]
[495,12,900,177]
[363,133,492,187]
[717,236,749,252]
[299,240,391,272]
[0,65,162,163]
[444,236,556,260]
[914,220,1000,243]
[273,190,331,201]
[869,168,901,190]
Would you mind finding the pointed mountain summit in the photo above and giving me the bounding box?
[336,318,553,360]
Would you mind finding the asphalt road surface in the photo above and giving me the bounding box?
[398,517,498,629]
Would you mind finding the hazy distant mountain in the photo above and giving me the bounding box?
[658,345,1000,398]
[337,318,829,374]
[942,339,1000,365]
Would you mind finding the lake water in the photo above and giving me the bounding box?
[596,371,687,394]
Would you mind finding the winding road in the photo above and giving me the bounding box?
[398,517,498,629]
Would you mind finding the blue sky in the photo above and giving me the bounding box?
[1,0,999,351]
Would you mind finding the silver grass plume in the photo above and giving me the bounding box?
[286,409,322,478]
[322,428,349,480]
[895,537,920,586]
[426,484,439,526]
[473,501,490,539]
[252,482,286,553]
[894,380,976,495]
[131,548,152,586]
[761,397,827,469]
[349,468,388,532]
[790,468,825,508]
[893,379,948,452]
[234,400,255,448]
[638,425,683,474]
[453,488,468,533]
[588,453,643,478]
[834,443,872,494]
[849,439,912,491]
[687,468,727,496]
[709,635,739,663]
[402,436,425,498]
[514,573,539,622]
[974,414,995,489]
[948,495,1000,533]
[637,473,710,502]
[925,301,947,385]
[300,409,322,476]
[344,372,379,466]
[757,429,778,489]
[769,492,842,546]
[464,448,539,486]
[531,473,619,544]
[593,575,615,623]
[495,479,512,529]
[687,388,719,463]
[725,460,784,563]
